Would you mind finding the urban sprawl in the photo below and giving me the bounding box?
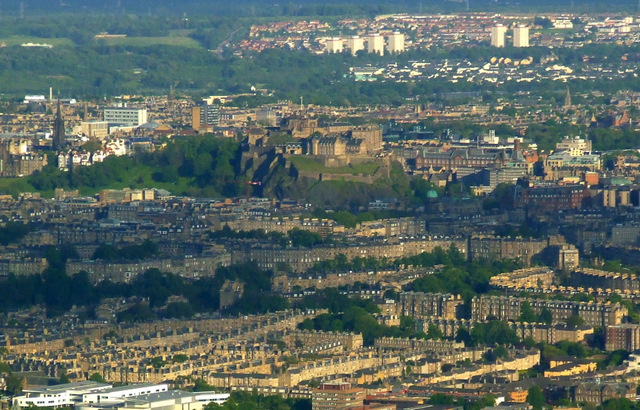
[2,9,640,410]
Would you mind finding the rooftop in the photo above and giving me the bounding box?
[25,381,111,395]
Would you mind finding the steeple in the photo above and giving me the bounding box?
[53,96,65,151]
[564,87,572,109]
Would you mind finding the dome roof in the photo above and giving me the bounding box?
[138,121,162,129]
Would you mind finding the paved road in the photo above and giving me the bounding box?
[216,27,242,56]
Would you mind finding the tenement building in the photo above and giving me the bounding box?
[398,292,464,320]
[230,238,467,272]
[605,324,640,351]
[471,295,627,327]
[572,268,640,293]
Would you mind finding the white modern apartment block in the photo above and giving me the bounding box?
[387,32,405,53]
[325,37,343,53]
[513,24,530,47]
[555,136,593,156]
[103,107,148,127]
[491,24,507,47]
[347,36,364,55]
[367,33,384,55]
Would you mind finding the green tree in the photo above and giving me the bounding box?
[429,393,455,405]
[426,323,444,340]
[5,374,23,395]
[89,373,105,383]
[193,378,216,392]
[474,395,497,410]
[0,362,11,373]
[534,17,553,28]
[194,152,214,176]
[518,301,538,323]
[470,320,519,346]
[538,308,553,325]
[566,314,585,329]
[527,386,545,410]
[59,370,71,384]
[601,398,638,410]
[288,229,323,248]
[456,327,472,345]
[150,357,166,369]
[172,354,189,363]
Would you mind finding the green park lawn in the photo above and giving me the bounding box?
[290,156,380,175]
[97,36,203,48]
[0,36,74,47]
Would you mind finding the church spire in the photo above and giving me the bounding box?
[564,87,572,109]
[53,95,65,151]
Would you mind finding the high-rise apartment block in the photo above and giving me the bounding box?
[346,36,364,56]
[192,101,220,131]
[513,24,530,47]
[367,33,384,56]
[387,32,405,53]
[491,24,507,47]
[325,37,343,53]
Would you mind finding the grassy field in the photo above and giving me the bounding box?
[168,29,196,36]
[290,156,380,175]
[97,36,203,48]
[0,165,198,199]
[74,164,196,197]
[0,177,36,197]
[0,36,74,47]
[532,28,575,35]
[0,34,203,48]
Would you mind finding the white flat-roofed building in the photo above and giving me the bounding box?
[76,390,229,410]
[24,95,46,104]
[14,381,112,408]
[104,107,148,127]
[555,136,592,156]
[193,393,230,405]
[121,390,227,410]
[82,384,169,405]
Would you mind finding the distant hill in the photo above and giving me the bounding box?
[4,0,640,17]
